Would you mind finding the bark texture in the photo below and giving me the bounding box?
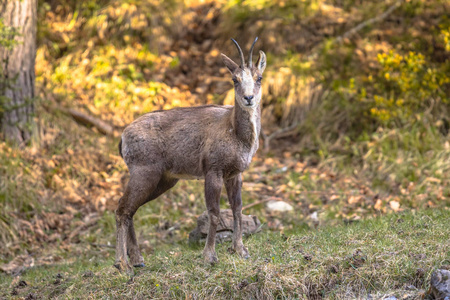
[0,0,37,144]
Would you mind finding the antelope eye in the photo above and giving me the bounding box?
[232,78,238,84]
[257,76,263,82]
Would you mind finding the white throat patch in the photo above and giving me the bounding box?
[247,90,261,153]
[249,108,258,150]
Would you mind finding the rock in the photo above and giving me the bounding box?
[310,211,319,227]
[189,209,261,244]
[429,269,450,300]
[266,200,293,212]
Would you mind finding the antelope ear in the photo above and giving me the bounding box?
[256,50,266,74]
[221,53,239,74]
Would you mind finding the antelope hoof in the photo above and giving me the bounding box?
[133,263,145,268]
[114,260,134,275]
[129,252,145,267]
[203,250,219,265]
[236,245,250,259]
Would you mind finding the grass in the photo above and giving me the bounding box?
[1,209,449,299]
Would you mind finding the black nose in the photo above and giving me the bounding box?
[244,95,254,101]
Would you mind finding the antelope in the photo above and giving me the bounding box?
[115,37,266,272]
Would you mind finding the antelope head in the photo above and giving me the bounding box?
[221,37,267,109]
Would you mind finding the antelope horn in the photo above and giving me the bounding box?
[248,37,258,68]
[231,38,245,68]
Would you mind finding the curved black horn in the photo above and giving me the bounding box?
[248,37,258,68]
[231,38,245,68]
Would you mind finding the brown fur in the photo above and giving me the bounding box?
[114,39,266,273]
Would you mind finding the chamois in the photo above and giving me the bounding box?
[115,37,266,272]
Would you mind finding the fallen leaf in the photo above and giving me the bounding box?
[390,201,400,212]
[348,196,362,205]
[374,199,383,210]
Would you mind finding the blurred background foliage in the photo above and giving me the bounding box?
[0,0,449,260]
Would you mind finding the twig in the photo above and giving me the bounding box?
[336,0,403,43]
[261,122,299,151]
[65,108,117,136]
[242,197,279,211]
[68,217,100,242]
[42,102,118,136]
[39,88,118,136]
[90,243,114,249]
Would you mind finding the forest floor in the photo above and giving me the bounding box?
[1,0,449,298]
[1,131,449,298]
[0,209,449,299]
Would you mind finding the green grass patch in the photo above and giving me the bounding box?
[1,209,448,299]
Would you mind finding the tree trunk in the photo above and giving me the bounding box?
[0,0,37,145]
